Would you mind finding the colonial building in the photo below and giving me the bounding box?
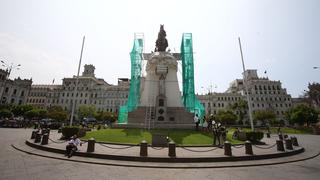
[198,69,292,122]
[0,69,32,105]
[198,92,244,116]
[27,64,129,114]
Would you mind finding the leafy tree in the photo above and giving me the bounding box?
[307,82,320,107]
[0,109,12,118]
[253,110,276,126]
[47,106,68,121]
[12,105,34,117]
[230,99,248,124]
[95,111,117,122]
[287,104,319,126]
[25,109,39,120]
[78,105,97,120]
[216,110,237,125]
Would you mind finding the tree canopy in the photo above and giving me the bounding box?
[287,104,319,126]
[216,110,237,125]
[253,110,276,125]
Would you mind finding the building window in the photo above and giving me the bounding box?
[21,91,24,97]
[5,87,9,93]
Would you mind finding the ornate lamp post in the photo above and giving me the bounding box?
[1,60,21,79]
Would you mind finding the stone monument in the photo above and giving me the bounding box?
[127,25,194,129]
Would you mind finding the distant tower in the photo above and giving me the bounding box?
[82,64,95,77]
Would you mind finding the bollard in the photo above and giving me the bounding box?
[291,136,299,146]
[285,138,293,150]
[31,130,37,139]
[41,128,46,135]
[278,133,283,140]
[87,138,95,152]
[266,133,271,138]
[224,141,232,156]
[34,132,42,143]
[168,141,176,157]
[41,133,49,145]
[140,140,148,156]
[245,141,253,155]
[58,127,62,133]
[276,139,285,151]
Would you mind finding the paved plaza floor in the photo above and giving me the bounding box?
[1,128,320,180]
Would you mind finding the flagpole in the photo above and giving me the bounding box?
[238,37,254,131]
[70,36,85,126]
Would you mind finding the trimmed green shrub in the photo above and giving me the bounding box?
[246,131,264,142]
[236,131,264,142]
[62,126,80,139]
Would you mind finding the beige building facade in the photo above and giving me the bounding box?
[27,65,129,114]
[0,69,32,105]
[198,69,292,123]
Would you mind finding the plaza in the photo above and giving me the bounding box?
[1,128,320,180]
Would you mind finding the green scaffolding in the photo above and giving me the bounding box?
[118,37,143,124]
[180,33,205,121]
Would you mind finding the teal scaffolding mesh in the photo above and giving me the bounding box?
[181,33,205,121]
[118,37,143,124]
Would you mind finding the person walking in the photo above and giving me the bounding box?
[194,114,199,131]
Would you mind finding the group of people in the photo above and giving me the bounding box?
[194,114,213,132]
[65,135,82,158]
[194,114,227,146]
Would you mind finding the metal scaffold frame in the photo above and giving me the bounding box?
[180,33,205,121]
[118,33,144,124]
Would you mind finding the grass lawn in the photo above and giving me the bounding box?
[82,128,243,146]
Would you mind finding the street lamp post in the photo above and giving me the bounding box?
[0,60,21,104]
[1,60,21,79]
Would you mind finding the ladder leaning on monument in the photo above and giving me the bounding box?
[144,79,156,130]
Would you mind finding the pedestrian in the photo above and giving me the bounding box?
[194,114,199,131]
[202,118,208,132]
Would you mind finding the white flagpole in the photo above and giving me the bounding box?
[70,36,85,126]
[238,37,254,131]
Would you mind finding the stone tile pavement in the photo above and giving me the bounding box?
[2,128,320,180]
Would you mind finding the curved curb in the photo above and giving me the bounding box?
[25,140,304,163]
[12,143,320,169]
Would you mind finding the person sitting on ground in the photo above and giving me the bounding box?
[65,135,82,158]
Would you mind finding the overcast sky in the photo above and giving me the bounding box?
[0,0,319,97]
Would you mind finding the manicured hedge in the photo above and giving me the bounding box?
[246,131,264,142]
[62,126,80,139]
[237,131,264,142]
